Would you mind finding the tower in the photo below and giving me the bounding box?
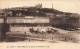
[40,3,42,9]
[52,3,53,9]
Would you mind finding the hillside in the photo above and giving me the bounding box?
[0,6,80,18]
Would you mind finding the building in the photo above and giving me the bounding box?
[6,16,50,32]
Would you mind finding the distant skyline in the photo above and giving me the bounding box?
[0,0,80,14]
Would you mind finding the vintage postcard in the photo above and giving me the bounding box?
[0,0,80,49]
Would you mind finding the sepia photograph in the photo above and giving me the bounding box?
[0,0,80,49]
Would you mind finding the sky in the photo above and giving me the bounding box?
[0,0,80,14]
